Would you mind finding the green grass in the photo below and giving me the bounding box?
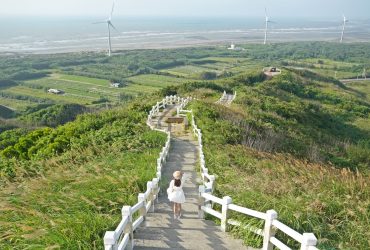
[303,58,360,68]
[0,98,37,112]
[0,99,167,249]
[0,149,163,249]
[196,57,248,63]
[346,80,370,101]
[205,144,369,249]
[1,73,181,109]
[188,97,370,249]
[3,85,91,105]
[127,74,191,88]
[162,65,217,78]
[58,74,110,87]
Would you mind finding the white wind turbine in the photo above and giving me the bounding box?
[340,14,349,43]
[264,8,273,45]
[94,1,118,56]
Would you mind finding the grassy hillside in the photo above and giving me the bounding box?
[181,69,370,249]
[0,96,167,249]
[0,42,369,249]
[2,42,369,113]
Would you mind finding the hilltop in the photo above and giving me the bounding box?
[0,42,369,249]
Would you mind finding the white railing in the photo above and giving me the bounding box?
[104,95,190,250]
[105,93,319,250]
[231,91,237,103]
[216,91,237,105]
[216,90,227,104]
[178,104,319,250]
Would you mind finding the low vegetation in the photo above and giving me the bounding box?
[0,42,369,249]
[0,97,167,249]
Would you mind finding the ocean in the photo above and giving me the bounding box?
[0,17,369,54]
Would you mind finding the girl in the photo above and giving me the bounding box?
[167,171,186,219]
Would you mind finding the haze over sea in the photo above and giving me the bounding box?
[1,17,369,54]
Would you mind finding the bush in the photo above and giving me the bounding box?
[200,71,217,80]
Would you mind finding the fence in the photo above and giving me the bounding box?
[216,91,237,105]
[104,95,190,250]
[104,94,320,250]
[178,107,320,250]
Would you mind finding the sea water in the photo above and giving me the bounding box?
[0,17,369,54]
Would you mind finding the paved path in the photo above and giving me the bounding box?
[340,78,369,83]
[134,105,247,249]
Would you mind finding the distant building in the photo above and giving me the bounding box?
[263,67,282,77]
[48,89,63,95]
[228,43,244,51]
[228,43,236,50]
[111,82,123,88]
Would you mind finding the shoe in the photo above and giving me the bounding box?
[178,213,182,219]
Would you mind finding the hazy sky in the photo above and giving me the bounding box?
[1,0,370,19]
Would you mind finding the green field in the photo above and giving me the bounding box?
[0,73,192,111]
[0,98,37,112]
[127,74,191,88]
[162,65,219,78]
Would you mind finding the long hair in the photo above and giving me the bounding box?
[174,179,181,187]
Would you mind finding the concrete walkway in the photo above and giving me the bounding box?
[134,105,246,249]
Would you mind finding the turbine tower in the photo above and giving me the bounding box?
[340,15,349,43]
[363,68,367,79]
[94,1,117,56]
[264,8,272,45]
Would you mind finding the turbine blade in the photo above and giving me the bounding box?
[109,22,118,32]
[93,21,107,24]
[110,1,115,19]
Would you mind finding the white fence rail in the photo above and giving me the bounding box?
[104,95,190,250]
[178,106,319,250]
[216,91,237,105]
[104,93,319,250]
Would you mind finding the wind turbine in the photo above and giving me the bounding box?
[264,8,273,45]
[94,1,118,56]
[340,14,349,43]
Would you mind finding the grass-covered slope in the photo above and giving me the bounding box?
[0,97,166,249]
[188,102,369,249]
[183,70,370,249]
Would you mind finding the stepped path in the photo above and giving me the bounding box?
[216,91,236,105]
[134,105,247,249]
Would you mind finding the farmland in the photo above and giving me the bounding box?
[0,73,193,111]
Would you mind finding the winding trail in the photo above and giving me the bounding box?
[134,104,247,249]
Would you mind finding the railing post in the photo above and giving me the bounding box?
[202,168,208,183]
[198,185,205,219]
[103,231,116,250]
[122,206,134,250]
[156,171,161,181]
[208,175,216,193]
[157,158,161,170]
[262,210,278,250]
[147,181,153,212]
[152,178,159,211]
[221,196,232,232]
[300,233,318,250]
[138,193,147,226]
